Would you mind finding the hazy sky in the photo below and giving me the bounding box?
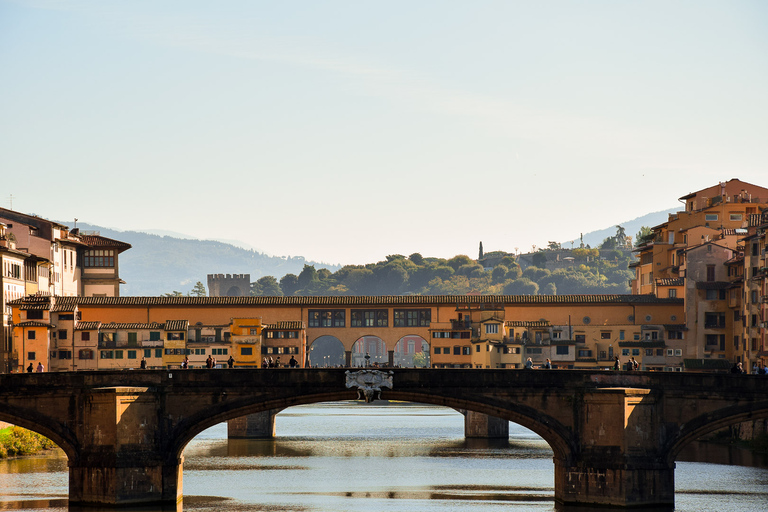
[2,1,766,265]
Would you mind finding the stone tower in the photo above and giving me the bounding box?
[207,274,251,297]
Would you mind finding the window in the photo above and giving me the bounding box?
[632,349,640,356]
[462,346,471,355]
[578,349,592,358]
[706,265,716,282]
[351,309,388,328]
[58,350,72,359]
[155,349,162,358]
[83,249,115,267]
[81,332,90,341]
[705,214,718,222]
[150,331,161,341]
[674,349,682,356]
[393,309,431,327]
[645,349,653,356]
[453,346,461,355]
[57,330,67,340]
[101,351,114,359]
[704,312,726,329]
[600,332,611,340]
[115,350,123,359]
[241,347,253,356]
[729,213,743,221]
[167,332,184,340]
[128,332,137,344]
[667,349,674,356]
[619,331,625,340]
[28,330,36,340]
[308,309,345,328]
[485,323,499,334]
[79,349,94,360]
[668,289,677,298]
[127,350,137,359]
[556,346,569,355]
[622,349,630,356]
[575,334,585,343]
[144,349,152,358]
[212,348,228,355]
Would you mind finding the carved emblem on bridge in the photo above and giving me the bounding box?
[345,370,394,402]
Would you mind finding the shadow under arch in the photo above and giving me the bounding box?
[665,399,768,465]
[0,409,77,461]
[167,389,575,472]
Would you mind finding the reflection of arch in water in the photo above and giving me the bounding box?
[393,335,430,367]
[351,336,387,367]
[308,335,345,367]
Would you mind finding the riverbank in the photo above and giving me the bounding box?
[0,426,56,458]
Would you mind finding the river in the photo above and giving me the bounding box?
[0,402,766,511]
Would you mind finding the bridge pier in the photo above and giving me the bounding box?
[68,387,182,506]
[463,410,509,438]
[227,410,280,438]
[555,387,675,508]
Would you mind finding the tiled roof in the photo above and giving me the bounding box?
[165,320,189,331]
[100,322,165,330]
[49,294,683,307]
[75,321,101,331]
[20,303,50,310]
[15,320,54,328]
[655,278,684,287]
[79,235,132,252]
[505,320,551,327]
[52,302,76,312]
[264,321,305,330]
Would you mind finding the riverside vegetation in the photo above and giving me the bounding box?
[0,426,56,458]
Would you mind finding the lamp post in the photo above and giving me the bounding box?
[364,352,370,368]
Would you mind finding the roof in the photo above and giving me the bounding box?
[15,320,54,328]
[656,278,684,287]
[75,321,101,331]
[505,320,551,328]
[45,294,684,308]
[51,302,76,313]
[79,235,132,252]
[165,320,189,331]
[100,322,165,330]
[264,321,305,330]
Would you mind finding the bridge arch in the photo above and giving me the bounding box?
[167,388,575,472]
[351,336,387,366]
[0,409,77,460]
[665,400,768,464]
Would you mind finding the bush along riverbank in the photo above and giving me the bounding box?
[0,426,56,458]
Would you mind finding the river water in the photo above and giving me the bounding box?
[0,402,766,511]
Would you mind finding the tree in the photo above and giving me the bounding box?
[503,278,539,295]
[531,252,547,268]
[162,291,183,297]
[635,226,653,247]
[252,276,282,296]
[547,241,561,251]
[280,274,300,296]
[408,253,424,266]
[188,281,207,297]
[447,255,473,271]
[297,265,318,289]
[491,265,508,284]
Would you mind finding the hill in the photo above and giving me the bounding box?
[565,208,677,248]
[67,223,339,296]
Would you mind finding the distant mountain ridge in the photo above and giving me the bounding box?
[65,222,340,296]
[67,208,678,296]
[564,207,678,248]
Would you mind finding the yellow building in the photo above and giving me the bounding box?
[230,318,262,367]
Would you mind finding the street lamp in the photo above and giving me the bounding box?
[364,352,370,367]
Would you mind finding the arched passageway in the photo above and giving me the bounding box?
[308,336,345,367]
[393,335,430,367]
[351,336,387,367]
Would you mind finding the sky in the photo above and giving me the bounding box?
[1,1,766,265]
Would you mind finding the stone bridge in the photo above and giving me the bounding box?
[0,369,766,508]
